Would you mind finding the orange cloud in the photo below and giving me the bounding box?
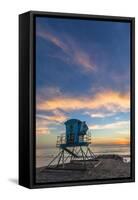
[37,90,130,113]
[36,127,50,135]
[37,110,67,123]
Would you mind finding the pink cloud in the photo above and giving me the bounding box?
[36,27,96,72]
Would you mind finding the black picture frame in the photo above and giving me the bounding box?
[19,11,135,189]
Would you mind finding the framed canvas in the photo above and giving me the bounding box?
[19,11,135,189]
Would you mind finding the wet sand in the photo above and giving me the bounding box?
[36,155,130,183]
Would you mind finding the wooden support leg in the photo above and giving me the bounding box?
[47,150,62,167]
[57,150,63,167]
[62,150,64,168]
[70,147,74,162]
[80,146,86,167]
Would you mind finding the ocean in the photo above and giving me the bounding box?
[36,144,130,168]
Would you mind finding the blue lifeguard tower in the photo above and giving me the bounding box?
[47,119,96,170]
[60,119,89,148]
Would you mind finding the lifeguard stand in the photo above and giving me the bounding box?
[47,119,96,170]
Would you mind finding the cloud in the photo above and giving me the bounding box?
[37,110,67,123]
[36,109,67,135]
[89,120,130,130]
[37,28,68,52]
[90,121,130,145]
[36,127,50,135]
[116,130,130,135]
[73,50,95,71]
[85,111,115,118]
[36,117,51,135]
[37,90,130,113]
[36,26,96,72]
[36,86,62,102]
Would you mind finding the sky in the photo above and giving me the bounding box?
[35,16,130,148]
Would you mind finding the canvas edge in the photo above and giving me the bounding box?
[19,11,34,188]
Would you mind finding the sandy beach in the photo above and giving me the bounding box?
[36,155,130,183]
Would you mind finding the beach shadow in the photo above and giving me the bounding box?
[8,178,18,185]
